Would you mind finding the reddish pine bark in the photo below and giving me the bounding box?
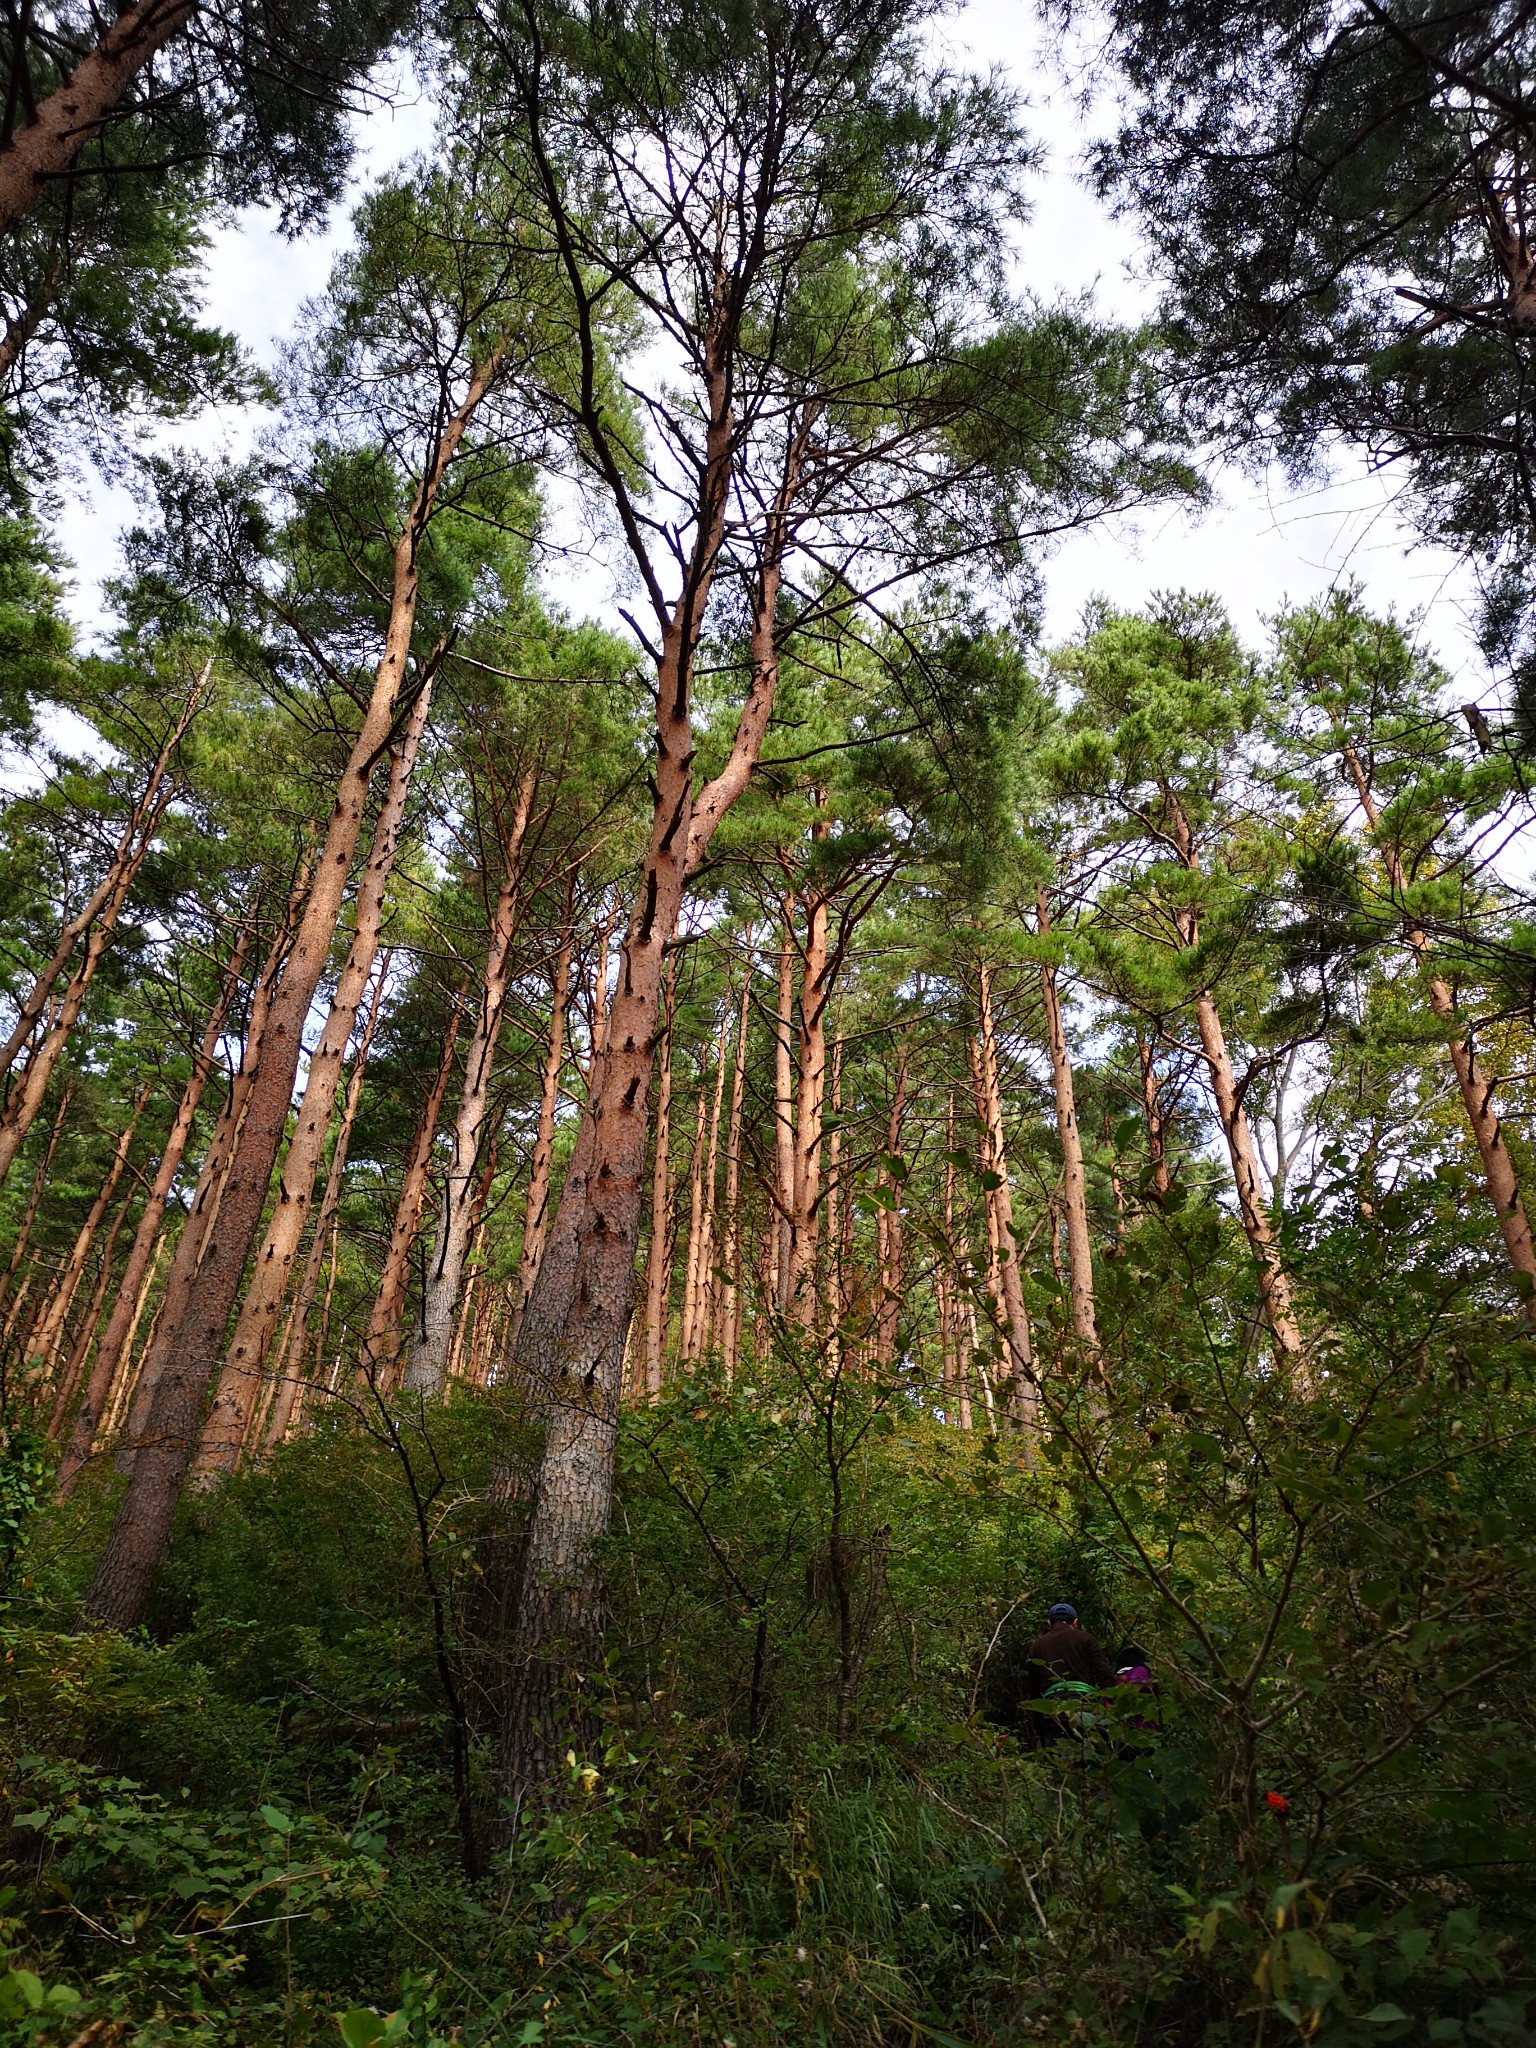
[84,361,499,1630]
[1035,891,1098,1350]
[1341,739,1536,1319]
[409,765,537,1395]
[28,1089,147,1387]
[0,0,197,237]
[509,930,574,1351]
[58,915,254,1495]
[0,675,202,1186]
[199,685,433,1470]
[972,966,1038,1423]
[639,957,676,1397]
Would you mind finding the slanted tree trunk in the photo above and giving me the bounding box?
[973,966,1038,1423]
[0,675,202,1186]
[260,984,378,1452]
[509,929,574,1349]
[196,682,432,1470]
[363,1004,462,1386]
[1035,890,1098,1351]
[640,957,676,1397]
[408,765,538,1397]
[85,359,500,1632]
[1341,738,1536,1320]
[115,865,309,1466]
[28,1089,147,1385]
[0,0,198,239]
[0,1079,73,1327]
[101,1231,167,1445]
[46,1183,136,1440]
[718,975,750,1375]
[58,913,254,1494]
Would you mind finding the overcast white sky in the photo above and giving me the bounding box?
[52,0,1490,693]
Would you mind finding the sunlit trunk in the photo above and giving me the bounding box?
[364,1005,462,1387]
[509,929,573,1349]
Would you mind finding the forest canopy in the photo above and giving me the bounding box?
[1,3,1535,2045]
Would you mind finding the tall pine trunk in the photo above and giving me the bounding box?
[1341,739,1536,1319]
[0,676,201,1187]
[408,766,537,1396]
[640,957,676,1396]
[84,361,498,1630]
[972,965,1037,1423]
[58,914,254,1494]
[197,681,432,1470]
[718,976,750,1374]
[28,1090,147,1385]
[509,930,573,1350]
[260,971,384,1451]
[1035,891,1098,1350]
[364,1005,461,1385]
[772,911,796,1311]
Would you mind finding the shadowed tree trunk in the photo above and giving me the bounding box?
[640,956,676,1397]
[1163,794,1304,1365]
[58,913,254,1495]
[363,1004,462,1387]
[1035,890,1098,1351]
[84,359,499,1631]
[0,1079,73,1330]
[1137,1036,1173,1203]
[115,864,311,1466]
[408,764,538,1397]
[509,928,574,1352]
[718,974,750,1374]
[0,675,202,1187]
[682,996,730,1360]
[872,1037,909,1370]
[772,911,796,1312]
[259,978,379,1452]
[46,1184,136,1440]
[196,679,433,1473]
[788,833,831,1325]
[972,965,1038,1424]
[28,1089,147,1386]
[494,435,800,1821]
[1340,737,1536,1320]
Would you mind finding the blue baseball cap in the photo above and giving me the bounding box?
[1047,1602,1077,1623]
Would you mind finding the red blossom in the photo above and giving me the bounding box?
[1266,1791,1290,1814]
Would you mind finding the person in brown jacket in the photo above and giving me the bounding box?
[1022,1602,1117,1747]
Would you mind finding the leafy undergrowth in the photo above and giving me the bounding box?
[4,1318,1536,2047]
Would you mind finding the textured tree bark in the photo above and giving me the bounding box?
[58,914,254,1494]
[788,839,831,1325]
[494,409,798,1820]
[1035,891,1098,1350]
[718,975,750,1374]
[363,1005,462,1386]
[1194,991,1305,1360]
[973,966,1038,1424]
[260,1025,369,1454]
[409,766,537,1397]
[0,675,201,1185]
[1137,1037,1173,1202]
[1340,740,1536,1319]
[115,868,307,1466]
[1163,794,1304,1365]
[100,1231,167,1444]
[872,1039,909,1370]
[771,911,797,1312]
[46,1185,135,1440]
[198,684,432,1469]
[28,1089,146,1386]
[0,1079,72,1327]
[640,957,676,1397]
[509,930,573,1350]
[0,0,198,238]
[84,363,497,1631]
[681,998,729,1359]
[677,1082,710,1359]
